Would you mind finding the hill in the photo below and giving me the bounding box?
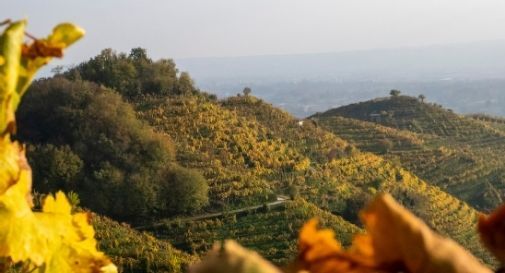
[144,199,359,265]
[312,95,505,211]
[16,49,496,265]
[93,214,196,273]
[139,93,492,263]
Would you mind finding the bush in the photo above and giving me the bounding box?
[157,166,209,216]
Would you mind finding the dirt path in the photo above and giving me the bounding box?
[136,195,289,230]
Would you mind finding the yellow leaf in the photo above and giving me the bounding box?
[0,166,48,265]
[42,191,72,215]
[0,20,25,134]
[47,23,85,48]
[16,22,84,96]
[0,19,116,273]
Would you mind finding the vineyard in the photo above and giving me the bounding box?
[7,40,504,272]
[313,95,505,211]
[144,199,359,265]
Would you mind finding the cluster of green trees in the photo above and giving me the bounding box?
[18,50,209,222]
[65,48,197,99]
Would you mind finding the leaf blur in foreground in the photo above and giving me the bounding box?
[295,194,492,273]
[189,240,282,273]
[0,20,116,273]
[479,203,505,264]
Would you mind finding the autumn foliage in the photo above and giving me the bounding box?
[0,20,116,273]
[192,193,505,273]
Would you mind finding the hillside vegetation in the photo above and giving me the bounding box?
[93,214,196,273]
[313,94,505,211]
[16,49,497,265]
[145,199,359,265]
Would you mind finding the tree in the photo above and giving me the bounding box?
[28,144,83,193]
[66,48,183,98]
[176,71,195,95]
[157,166,209,216]
[243,87,252,96]
[419,94,426,103]
[129,47,150,64]
[390,89,401,97]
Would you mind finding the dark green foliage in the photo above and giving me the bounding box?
[242,87,252,96]
[28,144,83,193]
[341,191,372,225]
[390,89,401,96]
[158,166,209,216]
[65,48,197,99]
[17,77,208,221]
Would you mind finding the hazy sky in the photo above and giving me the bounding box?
[4,0,505,64]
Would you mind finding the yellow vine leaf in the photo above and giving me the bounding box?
[294,194,492,273]
[0,19,116,273]
[0,20,24,135]
[17,22,85,97]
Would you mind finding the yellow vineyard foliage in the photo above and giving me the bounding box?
[192,193,505,273]
[0,20,117,273]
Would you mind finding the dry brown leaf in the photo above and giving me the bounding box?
[361,193,492,273]
[189,240,282,273]
[295,219,387,273]
[294,194,492,273]
[21,40,63,59]
[478,203,505,264]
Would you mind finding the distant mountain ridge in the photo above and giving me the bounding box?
[175,41,505,118]
[177,40,505,83]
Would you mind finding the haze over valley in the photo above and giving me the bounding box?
[178,40,505,117]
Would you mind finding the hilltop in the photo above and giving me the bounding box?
[312,94,505,212]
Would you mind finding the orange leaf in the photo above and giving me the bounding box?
[294,194,492,273]
[478,203,505,264]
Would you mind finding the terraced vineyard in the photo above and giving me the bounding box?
[312,95,505,211]
[17,48,501,270]
[138,94,312,208]
[136,94,493,264]
[92,214,195,273]
[144,199,360,265]
[221,96,349,163]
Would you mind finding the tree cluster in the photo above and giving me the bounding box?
[18,75,208,221]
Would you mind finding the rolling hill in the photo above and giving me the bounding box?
[17,49,498,266]
[92,214,196,273]
[312,95,505,211]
